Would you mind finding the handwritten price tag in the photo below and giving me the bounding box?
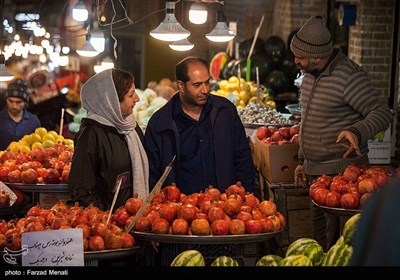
[21,228,84,266]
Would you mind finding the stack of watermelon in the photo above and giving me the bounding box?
[322,213,360,266]
[170,250,239,267]
[256,214,360,267]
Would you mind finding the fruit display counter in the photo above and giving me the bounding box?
[133,230,281,244]
[4,183,71,210]
[311,200,361,217]
[5,183,69,193]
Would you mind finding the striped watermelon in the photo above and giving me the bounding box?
[256,255,282,266]
[322,242,353,266]
[285,238,324,266]
[281,255,313,266]
[170,250,205,266]
[211,256,239,266]
[342,213,361,245]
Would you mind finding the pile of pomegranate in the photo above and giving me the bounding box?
[0,144,73,184]
[310,164,391,209]
[256,124,300,145]
[126,182,285,236]
[0,201,135,252]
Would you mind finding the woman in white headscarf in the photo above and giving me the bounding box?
[68,68,149,211]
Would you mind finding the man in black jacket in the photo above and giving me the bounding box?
[144,56,256,195]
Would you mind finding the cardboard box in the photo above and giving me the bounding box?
[367,125,391,164]
[39,193,72,209]
[252,132,299,183]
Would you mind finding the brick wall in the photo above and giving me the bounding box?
[271,0,328,48]
[348,0,395,101]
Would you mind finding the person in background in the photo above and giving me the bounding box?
[68,68,149,211]
[291,16,392,251]
[350,175,400,266]
[144,56,256,195]
[0,78,41,151]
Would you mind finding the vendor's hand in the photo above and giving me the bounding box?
[336,130,361,158]
[294,165,308,188]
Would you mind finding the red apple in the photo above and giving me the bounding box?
[171,218,189,235]
[256,126,272,140]
[7,169,22,183]
[21,168,38,184]
[313,188,329,206]
[151,218,170,234]
[260,217,274,233]
[245,219,263,234]
[41,168,60,184]
[358,177,378,194]
[325,191,341,208]
[228,219,246,235]
[316,175,333,187]
[211,219,229,235]
[271,131,284,142]
[342,169,359,183]
[278,127,291,140]
[340,193,359,209]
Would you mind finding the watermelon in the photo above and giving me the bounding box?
[281,255,313,266]
[265,70,289,95]
[210,256,239,266]
[342,213,361,245]
[170,250,205,266]
[210,52,230,81]
[256,255,283,266]
[322,242,353,266]
[264,35,286,65]
[239,37,266,59]
[221,59,238,80]
[285,238,324,266]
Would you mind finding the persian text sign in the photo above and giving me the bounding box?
[21,228,84,266]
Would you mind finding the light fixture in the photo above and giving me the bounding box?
[150,1,190,42]
[206,10,235,42]
[101,56,114,68]
[72,0,89,22]
[90,21,105,52]
[0,54,14,82]
[169,38,194,51]
[189,3,208,24]
[76,34,100,57]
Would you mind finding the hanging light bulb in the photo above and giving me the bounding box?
[189,3,208,24]
[90,21,105,52]
[150,1,190,42]
[73,0,89,22]
[101,56,114,69]
[169,38,194,51]
[0,54,14,82]
[206,10,235,42]
[76,34,100,57]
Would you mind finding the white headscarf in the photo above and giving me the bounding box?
[80,69,149,199]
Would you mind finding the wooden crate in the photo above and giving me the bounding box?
[265,181,313,247]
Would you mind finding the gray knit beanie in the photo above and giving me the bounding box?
[7,78,30,102]
[290,16,333,58]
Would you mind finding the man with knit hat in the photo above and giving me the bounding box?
[0,78,41,150]
[291,16,392,251]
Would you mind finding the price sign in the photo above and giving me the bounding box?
[21,228,84,266]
